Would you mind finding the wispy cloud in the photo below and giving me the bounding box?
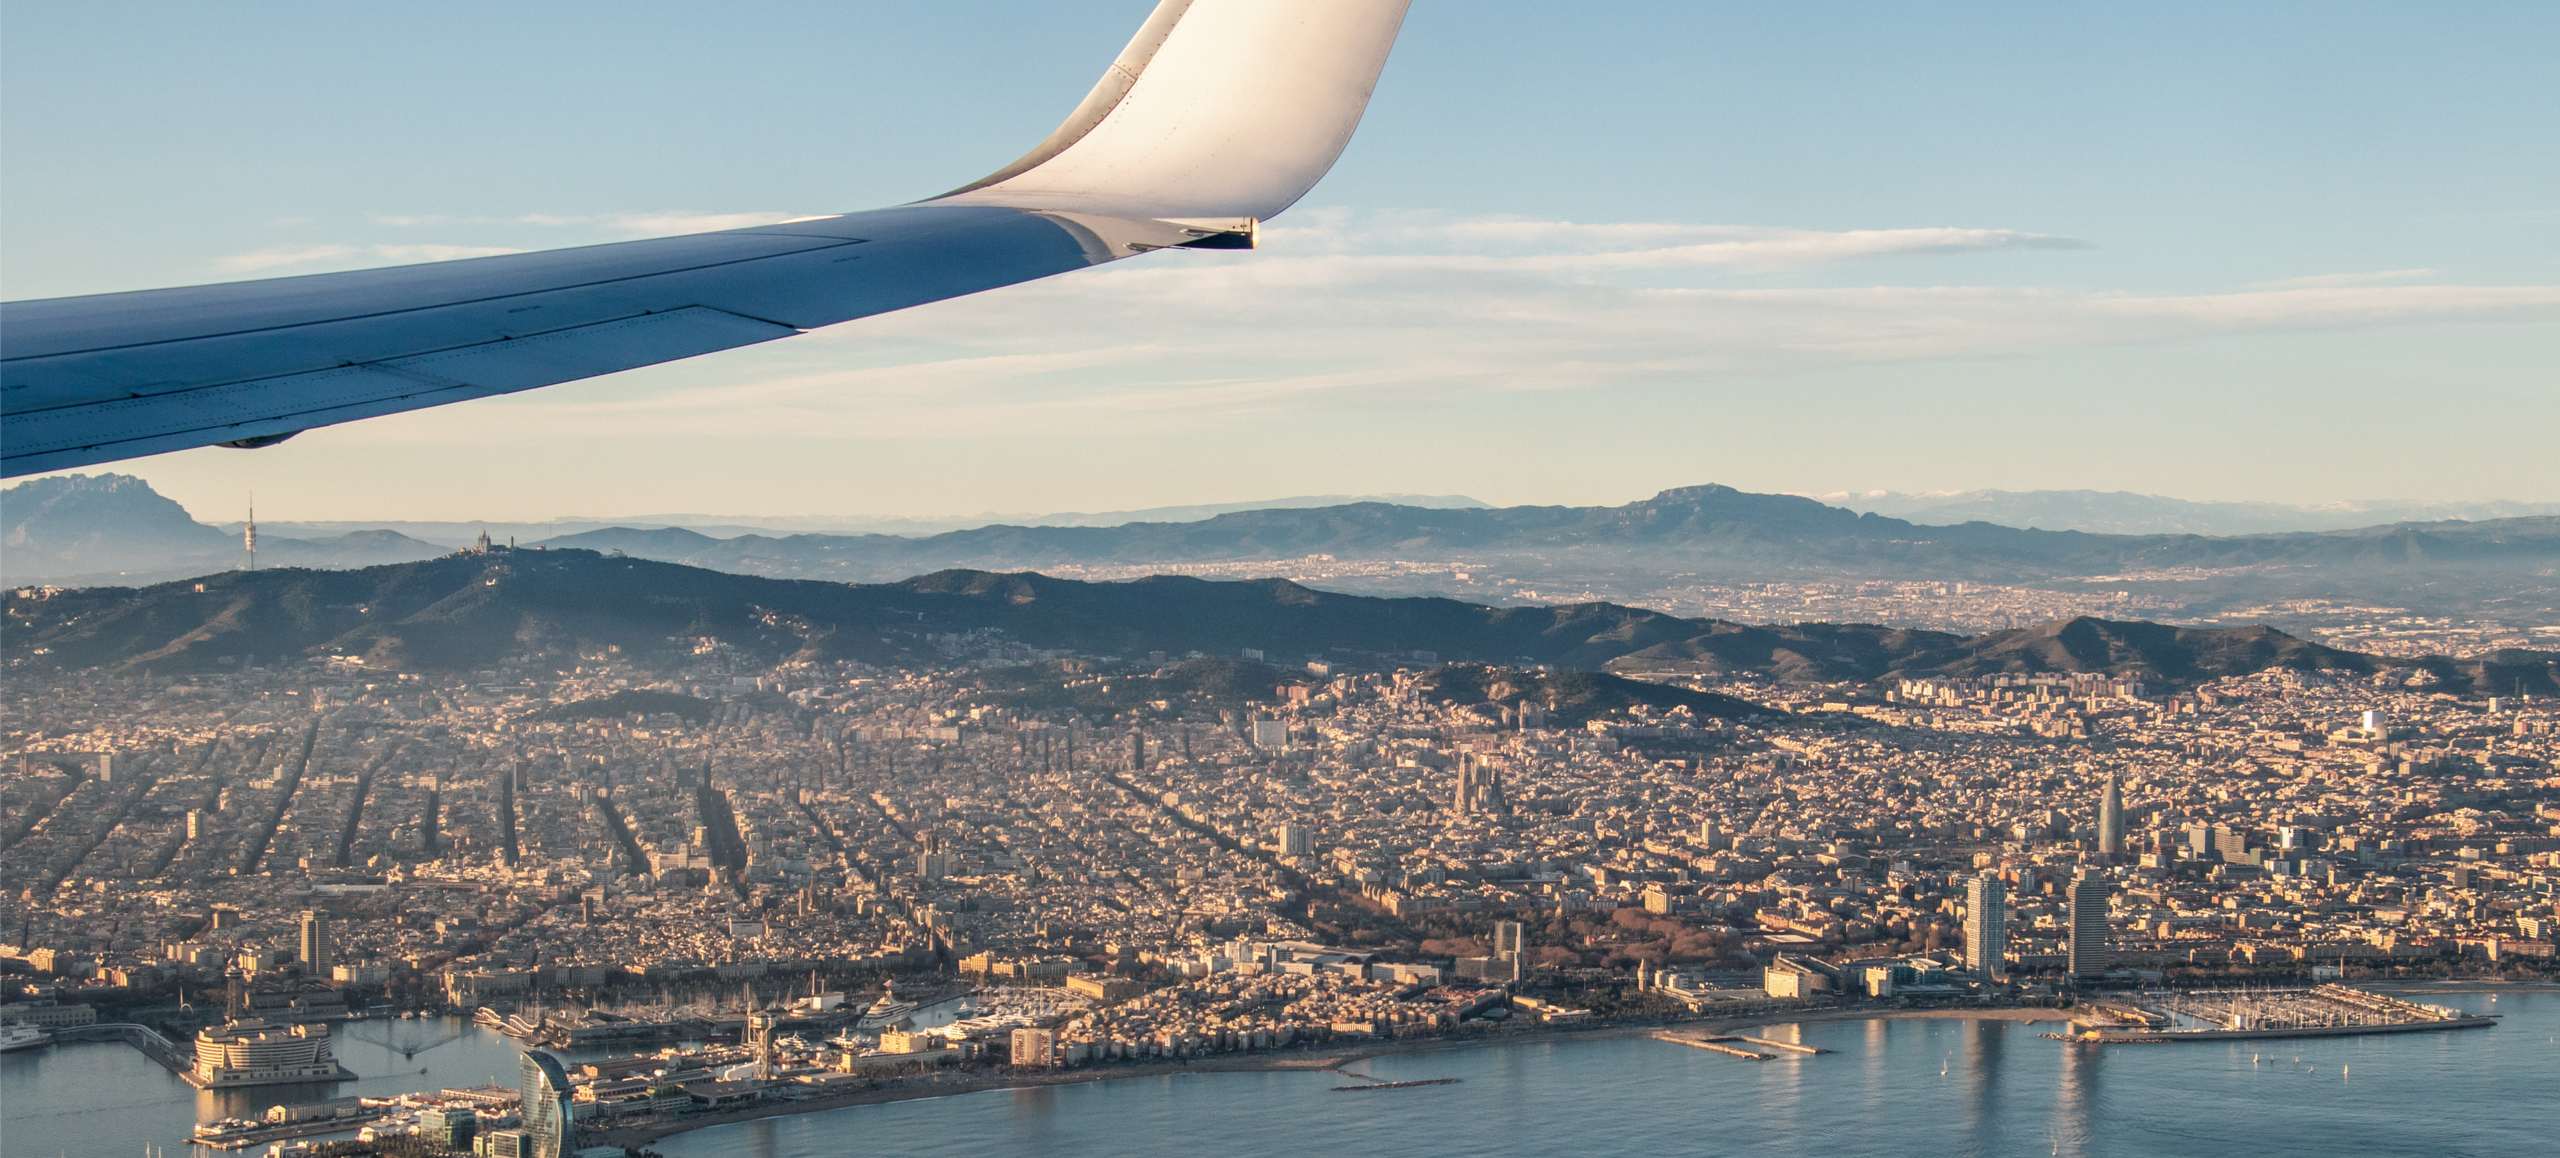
[209,209,825,277]
[2245,268,2441,291]
[1262,211,2087,273]
[211,242,523,275]
[267,210,2560,446]
[367,210,816,235]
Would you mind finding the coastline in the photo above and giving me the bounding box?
[2375,979,2560,995]
[592,1004,2076,1148]
[597,983,2544,1148]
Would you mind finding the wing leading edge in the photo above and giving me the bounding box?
[0,0,1411,478]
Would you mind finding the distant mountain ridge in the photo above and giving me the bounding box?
[11,475,2558,597]
[1829,488,2560,535]
[0,474,1487,583]
[525,483,2560,583]
[10,548,2550,697]
[255,492,1492,547]
[3,473,446,583]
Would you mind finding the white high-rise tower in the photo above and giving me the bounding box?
[1965,872,2008,980]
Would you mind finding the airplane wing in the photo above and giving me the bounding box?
[0,0,1411,478]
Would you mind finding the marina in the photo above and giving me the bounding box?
[639,993,2556,1158]
[2062,985,2500,1045]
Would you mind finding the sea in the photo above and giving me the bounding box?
[2,991,2551,1158]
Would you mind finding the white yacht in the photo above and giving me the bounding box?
[0,1022,52,1052]
[855,982,917,1031]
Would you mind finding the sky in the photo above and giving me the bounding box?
[3,0,2556,522]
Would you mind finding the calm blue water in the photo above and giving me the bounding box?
[3,994,2550,1158]
[658,992,2555,1158]
[0,1016,605,1158]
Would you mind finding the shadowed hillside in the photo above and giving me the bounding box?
[9,548,2553,696]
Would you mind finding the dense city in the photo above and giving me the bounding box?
[4,566,2553,1154]
[1029,554,2557,659]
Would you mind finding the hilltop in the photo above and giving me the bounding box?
[8,548,2551,696]
[2,473,443,584]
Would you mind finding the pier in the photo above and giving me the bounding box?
[1652,1032,1770,1060]
[52,1023,188,1075]
[1330,1078,1463,1092]
[1734,1035,1827,1056]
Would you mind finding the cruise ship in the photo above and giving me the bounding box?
[186,1020,355,1088]
[0,1022,51,1053]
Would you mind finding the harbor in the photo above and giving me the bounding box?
[633,992,2558,1158]
[0,991,2544,1156]
[2060,984,2500,1045]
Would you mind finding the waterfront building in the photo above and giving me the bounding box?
[2068,873,2112,981]
[746,1010,779,1080]
[423,1106,477,1150]
[1964,872,2008,980]
[1011,1026,1057,1067]
[189,1020,347,1088]
[517,1049,575,1158]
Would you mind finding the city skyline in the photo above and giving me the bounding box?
[6,2,2557,518]
[2,5,2553,1154]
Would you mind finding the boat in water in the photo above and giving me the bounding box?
[0,1022,51,1053]
[855,982,918,1031]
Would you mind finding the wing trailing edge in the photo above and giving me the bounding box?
[0,0,1410,477]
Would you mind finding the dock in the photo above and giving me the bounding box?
[1652,1032,1770,1060]
[51,1023,189,1075]
[1734,1034,1827,1055]
[192,1111,391,1151]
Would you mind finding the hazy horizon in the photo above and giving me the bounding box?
[12,470,2560,529]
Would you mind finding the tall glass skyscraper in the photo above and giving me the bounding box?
[518,1049,574,1158]
[2097,771,2125,860]
[1964,872,2007,980]
[2068,872,2112,982]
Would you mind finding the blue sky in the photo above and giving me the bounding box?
[4,1,2555,520]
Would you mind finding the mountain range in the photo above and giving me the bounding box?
[251,493,1491,549]
[10,477,2557,633]
[519,484,2560,584]
[1827,488,2560,536]
[10,548,2550,697]
[2,474,445,584]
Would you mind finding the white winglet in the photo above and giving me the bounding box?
[0,0,1413,477]
[934,0,1412,227]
